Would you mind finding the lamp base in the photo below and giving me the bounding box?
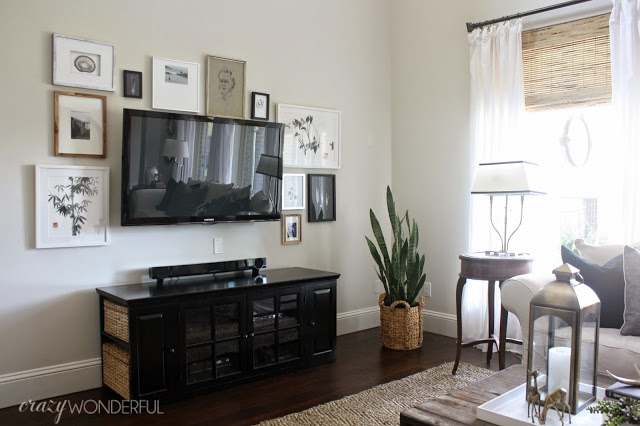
[484,250,528,257]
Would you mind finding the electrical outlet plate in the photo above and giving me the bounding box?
[425,282,432,298]
[214,238,223,254]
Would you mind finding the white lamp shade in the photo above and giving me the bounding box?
[162,139,189,158]
[471,161,545,195]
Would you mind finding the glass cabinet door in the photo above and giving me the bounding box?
[251,295,277,368]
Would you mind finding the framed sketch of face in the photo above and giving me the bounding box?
[206,55,246,119]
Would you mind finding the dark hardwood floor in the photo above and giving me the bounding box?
[0,329,520,425]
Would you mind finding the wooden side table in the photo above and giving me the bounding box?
[451,252,532,375]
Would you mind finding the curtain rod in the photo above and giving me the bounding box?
[466,0,594,32]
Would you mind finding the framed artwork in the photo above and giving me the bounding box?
[54,91,107,158]
[282,173,305,210]
[206,55,246,118]
[251,92,270,120]
[123,70,142,98]
[152,57,199,113]
[52,33,115,92]
[282,213,302,244]
[308,174,336,222]
[277,104,341,169]
[35,165,109,248]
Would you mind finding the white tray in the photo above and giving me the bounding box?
[477,383,605,425]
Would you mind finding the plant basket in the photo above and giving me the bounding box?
[378,293,426,351]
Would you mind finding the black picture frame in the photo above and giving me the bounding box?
[251,92,270,120]
[307,174,336,222]
[123,70,142,99]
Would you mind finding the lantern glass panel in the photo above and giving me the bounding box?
[530,314,573,400]
[578,313,597,406]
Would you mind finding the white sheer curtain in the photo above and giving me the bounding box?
[465,19,525,351]
[610,0,640,242]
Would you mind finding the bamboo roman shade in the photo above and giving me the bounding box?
[522,13,611,111]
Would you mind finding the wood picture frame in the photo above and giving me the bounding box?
[206,55,246,118]
[123,70,142,98]
[251,92,270,120]
[152,57,199,113]
[277,104,341,169]
[282,213,302,244]
[282,173,305,210]
[308,174,336,222]
[35,165,109,248]
[52,33,115,92]
[54,91,107,158]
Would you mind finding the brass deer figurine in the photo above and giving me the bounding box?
[538,387,572,425]
[527,370,541,422]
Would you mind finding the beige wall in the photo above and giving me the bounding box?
[0,0,392,378]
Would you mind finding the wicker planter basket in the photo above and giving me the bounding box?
[378,293,426,351]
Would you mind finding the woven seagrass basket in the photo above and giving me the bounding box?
[378,293,426,351]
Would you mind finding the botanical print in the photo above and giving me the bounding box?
[282,174,304,210]
[278,105,340,168]
[48,176,99,236]
[165,65,188,85]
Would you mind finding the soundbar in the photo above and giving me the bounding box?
[149,257,266,286]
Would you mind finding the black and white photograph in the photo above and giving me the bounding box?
[251,92,270,120]
[282,173,305,210]
[54,91,106,158]
[152,57,199,113]
[206,55,246,119]
[53,33,115,91]
[35,165,109,248]
[278,104,341,169]
[308,174,336,222]
[282,213,302,244]
[123,70,142,98]
[165,65,188,85]
[70,111,91,140]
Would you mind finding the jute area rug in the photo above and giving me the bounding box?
[256,361,493,426]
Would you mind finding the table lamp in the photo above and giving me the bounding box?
[162,139,189,182]
[255,154,282,210]
[471,161,545,256]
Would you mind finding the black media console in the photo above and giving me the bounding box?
[96,266,339,401]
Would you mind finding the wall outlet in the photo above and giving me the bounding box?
[424,282,432,298]
[214,238,223,254]
[374,279,384,294]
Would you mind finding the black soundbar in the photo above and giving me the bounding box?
[149,257,266,286]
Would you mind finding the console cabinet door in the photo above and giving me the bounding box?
[306,281,337,364]
[130,304,179,398]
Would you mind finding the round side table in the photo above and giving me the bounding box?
[451,252,533,375]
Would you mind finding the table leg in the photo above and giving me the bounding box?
[487,280,495,364]
[452,276,466,375]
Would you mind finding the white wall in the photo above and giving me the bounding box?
[0,0,392,404]
[389,0,613,336]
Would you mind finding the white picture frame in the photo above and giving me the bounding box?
[277,104,341,169]
[52,33,115,92]
[35,165,109,248]
[282,173,305,210]
[152,57,199,113]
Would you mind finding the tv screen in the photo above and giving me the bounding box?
[121,109,283,225]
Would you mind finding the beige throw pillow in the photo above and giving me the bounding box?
[574,239,625,266]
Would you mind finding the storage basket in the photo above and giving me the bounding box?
[103,299,129,343]
[378,293,426,351]
[102,342,130,400]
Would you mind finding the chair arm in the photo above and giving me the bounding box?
[501,273,555,360]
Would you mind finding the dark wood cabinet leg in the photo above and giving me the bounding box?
[452,276,466,375]
[486,280,495,364]
[499,305,508,370]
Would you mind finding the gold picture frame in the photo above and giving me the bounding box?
[206,55,246,118]
[54,91,107,158]
[282,214,302,244]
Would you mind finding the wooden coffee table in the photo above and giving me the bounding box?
[400,364,526,425]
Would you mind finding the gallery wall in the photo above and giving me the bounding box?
[0,0,392,404]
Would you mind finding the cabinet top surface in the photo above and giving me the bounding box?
[96,267,340,304]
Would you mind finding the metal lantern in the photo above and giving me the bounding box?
[526,263,600,415]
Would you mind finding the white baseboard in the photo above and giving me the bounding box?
[0,358,102,409]
[0,306,455,409]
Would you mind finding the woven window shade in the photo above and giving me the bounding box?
[522,13,611,111]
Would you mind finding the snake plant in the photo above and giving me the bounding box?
[365,186,426,307]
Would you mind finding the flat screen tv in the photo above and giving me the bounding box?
[121,109,283,225]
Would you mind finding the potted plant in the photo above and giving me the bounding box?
[588,397,640,425]
[365,186,427,350]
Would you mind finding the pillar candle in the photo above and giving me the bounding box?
[548,346,571,393]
